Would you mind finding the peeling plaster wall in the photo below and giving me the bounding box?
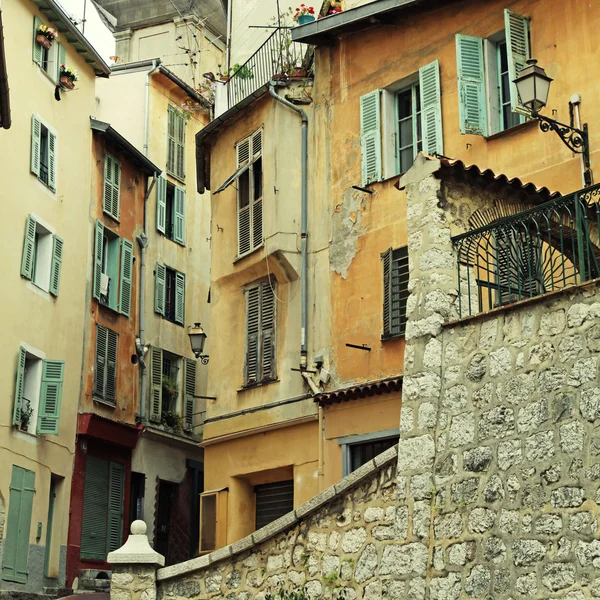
[330,190,367,279]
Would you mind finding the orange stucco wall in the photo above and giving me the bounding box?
[79,134,147,423]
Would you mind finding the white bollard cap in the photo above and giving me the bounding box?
[107,520,165,566]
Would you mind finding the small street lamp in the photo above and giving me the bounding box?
[514,58,592,185]
[188,322,209,364]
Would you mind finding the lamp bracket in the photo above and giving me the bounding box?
[533,112,589,163]
[194,354,210,365]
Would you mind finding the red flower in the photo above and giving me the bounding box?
[309,7,314,13]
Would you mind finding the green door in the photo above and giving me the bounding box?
[2,466,36,583]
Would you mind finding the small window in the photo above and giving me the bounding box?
[199,489,228,554]
[154,263,185,325]
[99,228,120,311]
[348,436,399,474]
[382,246,409,338]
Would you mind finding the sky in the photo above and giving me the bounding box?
[56,0,116,63]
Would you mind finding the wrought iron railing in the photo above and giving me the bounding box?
[452,184,600,318]
[225,29,313,111]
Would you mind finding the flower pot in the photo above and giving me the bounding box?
[60,75,75,90]
[220,75,230,82]
[290,67,307,78]
[297,14,316,25]
[36,34,52,50]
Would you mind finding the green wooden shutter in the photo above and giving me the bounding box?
[49,235,63,296]
[173,186,185,245]
[119,238,133,317]
[107,462,125,553]
[505,9,531,113]
[106,329,118,403]
[103,155,120,220]
[260,281,276,381]
[12,347,27,427]
[149,347,163,422]
[32,17,43,66]
[167,106,176,175]
[393,247,410,336]
[176,113,186,180]
[419,60,444,155]
[21,215,37,280]
[175,272,185,325]
[381,247,392,337]
[31,115,41,177]
[93,220,104,301]
[456,34,488,136]
[37,360,64,435]
[48,130,57,191]
[156,175,167,234]
[360,89,382,185]
[252,195,263,250]
[56,43,66,83]
[154,263,166,315]
[2,466,36,583]
[94,324,107,399]
[183,358,196,431]
[245,286,260,385]
[80,456,109,560]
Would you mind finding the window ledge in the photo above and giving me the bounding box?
[36,63,58,88]
[34,173,55,193]
[92,396,117,408]
[166,170,186,184]
[233,244,264,264]
[485,118,536,141]
[98,301,120,316]
[381,333,405,342]
[162,316,185,328]
[237,378,280,393]
[102,210,120,223]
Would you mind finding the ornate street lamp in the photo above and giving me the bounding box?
[188,322,209,364]
[514,58,592,185]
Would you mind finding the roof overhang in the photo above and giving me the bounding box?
[315,376,403,407]
[31,0,111,77]
[0,7,10,129]
[90,117,161,175]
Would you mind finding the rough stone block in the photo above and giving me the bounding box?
[489,347,512,377]
[463,446,492,472]
[525,430,555,462]
[379,543,428,576]
[539,310,566,336]
[397,435,435,472]
[512,539,547,566]
[552,486,584,508]
[542,562,576,591]
[479,406,515,440]
[449,412,475,447]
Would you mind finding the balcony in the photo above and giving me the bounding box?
[453,184,600,318]
[215,29,313,117]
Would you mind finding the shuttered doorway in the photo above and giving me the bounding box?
[255,480,294,531]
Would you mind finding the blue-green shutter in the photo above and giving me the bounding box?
[80,456,109,560]
[176,113,186,180]
[31,115,41,177]
[360,90,382,185]
[245,286,260,385]
[505,9,530,113]
[56,43,66,83]
[107,462,125,553]
[106,329,118,403]
[149,347,163,422]
[419,60,444,156]
[94,324,107,399]
[175,272,185,325]
[12,348,27,427]
[32,17,43,66]
[183,358,196,431]
[174,186,185,245]
[21,215,37,280]
[37,360,64,435]
[47,130,57,191]
[103,154,121,220]
[49,235,63,296]
[456,34,487,136]
[167,106,176,175]
[2,466,36,583]
[156,175,167,234]
[382,248,392,337]
[93,220,104,300]
[155,263,166,315]
[118,238,133,317]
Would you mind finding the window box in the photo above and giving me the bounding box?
[36,34,52,50]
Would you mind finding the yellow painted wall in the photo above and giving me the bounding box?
[0,0,100,584]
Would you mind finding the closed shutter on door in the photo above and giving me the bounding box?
[255,480,294,530]
[80,456,109,560]
[107,462,125,553]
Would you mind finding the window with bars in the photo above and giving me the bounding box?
[94,324,118,405]
[244,279,276,386]
[382,246,410,338]
[167,106,186,181]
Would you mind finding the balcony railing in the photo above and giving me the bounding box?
[452,184,600,318]
[221,29,312,113]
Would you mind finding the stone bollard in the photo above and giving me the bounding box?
[107,520,165,600]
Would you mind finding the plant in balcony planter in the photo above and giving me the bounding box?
[217,64,231,82]
[36,24,58,50]
[20,399,34,432]
[293,4,315,25]
[59,65,78,90]
[232,63,254,80]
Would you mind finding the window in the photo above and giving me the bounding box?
[21,215,63,296]
[244,279,276,386]
[103,154,121,221]
[148,346,196,430]
[199,489,228,553]
[32,16,65,83]
[2,466,36,583]
[382,246,409,338]
[167,105,186,181]
[154,263,185,325]
[156,176,185,245]
[13,346,64,436]
[31,114,56,190]
[339,430,400,476]
[93,220,134,317]
[360,60,442,185]
[255,481,294,530]
[456,9,530,137]
[80,456,125,561]
[94,325,118,405]
[237,130,263,257]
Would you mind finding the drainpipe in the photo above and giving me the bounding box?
[143,60,160,157]
[269,82,309,368]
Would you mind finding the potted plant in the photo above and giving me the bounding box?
[293,5,316,25]
[161,375,179,410]
[217,64,231,82]
[36,24,58,50]
[20,399,34,432]
[232,63,254,80]
[59,65,78,90]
